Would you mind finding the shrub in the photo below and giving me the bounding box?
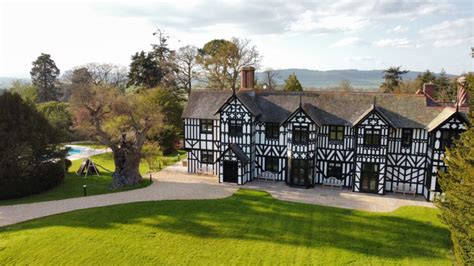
[0,92,66,200]
[0,161,65,200]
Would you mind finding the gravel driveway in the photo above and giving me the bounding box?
[0,162,237,227]
[0,162,434,227]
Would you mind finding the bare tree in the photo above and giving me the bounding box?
[228,37,262,90]
[83,63,128,88]
[262,68,280,90]
[176,45,198,95]
[338,79,353,92]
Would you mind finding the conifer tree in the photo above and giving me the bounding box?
[283,73,303,92]
[437,75,473,265]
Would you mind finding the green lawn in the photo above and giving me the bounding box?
[0,150,186,206]
[0,189,452,265]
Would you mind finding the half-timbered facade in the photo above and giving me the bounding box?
[182,67,469,201]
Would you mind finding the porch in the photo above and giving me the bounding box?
[242,180,433,212]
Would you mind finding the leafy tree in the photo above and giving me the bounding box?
[9,80,38,103]
[147,86,184,154]
[197,38,260,90]
[30,53,60,102]
[283,73,303,92]
[437,76,473,265]
[141,142,163,172]
[0,92,66,199]
[69,84,162,188]
[61,67,94,101]
[380,66,409,93]
[127,51,163,89]
[37,101,73,142]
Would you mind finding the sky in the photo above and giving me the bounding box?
[0,0,473,78]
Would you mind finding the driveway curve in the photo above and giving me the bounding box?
[0,162,434,227]
[0,162,237,227]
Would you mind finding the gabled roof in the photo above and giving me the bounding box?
[352,104,396,128]
[214,92,262,117]
[425,107,469,132]
[216,143,249,163]
[281,103,322,127]
[182,90,468,129]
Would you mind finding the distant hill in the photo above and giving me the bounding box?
[0,77,30,90]
[255,69,454,89]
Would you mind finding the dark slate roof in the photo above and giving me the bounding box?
[182,90,231,119]
[183,90,466,129]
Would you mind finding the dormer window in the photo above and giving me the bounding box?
[364,129,381,146]
[200,119,213,134]
[292,126,308,144]
[265,123,280,139]
[229,120,243,137]
[329,125,344,141]
[401,128,412,148]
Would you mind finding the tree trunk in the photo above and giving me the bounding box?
[110,144,142,189]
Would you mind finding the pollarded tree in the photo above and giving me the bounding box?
[380,66,409,93]
[30,53,60,102]
[283,73,303,92]
[70,84,162,188]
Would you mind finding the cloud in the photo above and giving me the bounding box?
[419,17,474,47]
[98,0,455,35]
[390,25,408,33]
[331,37,365,47]
[373,38,419,48]
[286,12,369,33]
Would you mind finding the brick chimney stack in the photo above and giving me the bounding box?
[240,66,255,91]
[423,82,436,99]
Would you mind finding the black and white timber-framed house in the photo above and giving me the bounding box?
[182,67,469,201]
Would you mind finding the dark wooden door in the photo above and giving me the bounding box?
[223,161,238,183]
[290,159,308,186]
[361,163,379,193]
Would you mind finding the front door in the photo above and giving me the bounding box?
[290,159,309,187]
[361,163,379,193]
[223,161,238,183]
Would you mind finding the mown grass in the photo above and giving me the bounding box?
[0,189,452,265]
[0,150,186,206]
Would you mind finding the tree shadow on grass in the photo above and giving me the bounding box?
[0,189,451,261]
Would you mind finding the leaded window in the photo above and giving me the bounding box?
[229,120,243,137]
[200,119,213,134]
[265,123,280,140]
[329,125,344,141]
[401,128,412,147]
[292,126,308,144]
[364,129,381,146]
[265,157,279,172]
[201,150,213,164]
